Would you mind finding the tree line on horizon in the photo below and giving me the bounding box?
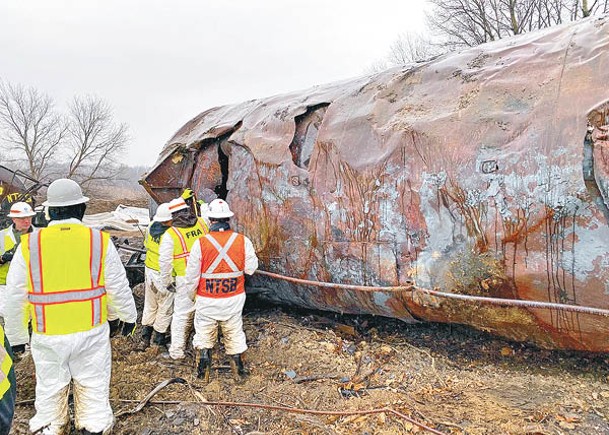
[371,0,609,70]
[0,79,143,187]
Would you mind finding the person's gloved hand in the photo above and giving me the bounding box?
[181,188,195,200]
[11,344,25,356]
[108,319,121,337]
[0,250,14,264]
[121,322,136,337]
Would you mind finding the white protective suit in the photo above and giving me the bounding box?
[142,266,174,333]
[4,218,137,435]
[159,232,193,359]
[183,228,258,354]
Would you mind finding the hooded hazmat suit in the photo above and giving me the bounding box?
[159,217,207,359]
[183,222,258,355]
[4,218,137,434]
[142,219,174,337]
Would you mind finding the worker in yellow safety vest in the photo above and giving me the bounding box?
[182,199,258,382]
[4,179,137,435]
[139,203,174,350]
[159,196,208,360]
[0,324,16,435]
[0,202,35,319]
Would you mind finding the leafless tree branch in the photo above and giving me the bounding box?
[64,95,129,186]
[0,80,66,179]
[425,0,608,49]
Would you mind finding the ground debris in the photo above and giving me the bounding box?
[10,278,609,434]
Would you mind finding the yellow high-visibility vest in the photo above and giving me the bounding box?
[167,219,207,276]
[0,227,17,285]
[144,229,161,271]
[0,325,13,400]
[21,223,109,335]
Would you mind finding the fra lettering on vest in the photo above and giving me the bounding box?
[186,229,203,239]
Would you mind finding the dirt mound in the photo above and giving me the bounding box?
[85,186,149,214]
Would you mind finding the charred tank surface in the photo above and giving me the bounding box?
[142,16,609,351]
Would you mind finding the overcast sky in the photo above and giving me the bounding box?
[0,0,428,167]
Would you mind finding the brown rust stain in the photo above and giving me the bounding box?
[142,17,609,351]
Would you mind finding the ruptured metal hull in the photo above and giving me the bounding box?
[142,16,609,351]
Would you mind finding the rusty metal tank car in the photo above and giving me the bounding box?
[0,165,44,230]
[142,16,609,351]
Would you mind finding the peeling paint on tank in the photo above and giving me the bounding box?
[142,16,609,351]
[373,291,391,307]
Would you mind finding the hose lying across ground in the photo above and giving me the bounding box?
[255,270,609,317]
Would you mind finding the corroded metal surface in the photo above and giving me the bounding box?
[142,16,609,351]
[0,165,38,229]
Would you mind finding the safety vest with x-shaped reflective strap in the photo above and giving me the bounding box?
[197,230,245,298]
[22,224,109,335]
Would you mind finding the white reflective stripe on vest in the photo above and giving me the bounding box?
[200,271,244,279]
[90,229,103,285]
[28,229,106,332]
[29,232,45,332]
[28,286,106,304]
[203,232,239,274]
[90,229,104,327]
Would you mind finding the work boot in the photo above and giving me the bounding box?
[229,354,248,381]
[137,325,153,351]
[152,330,168,348]
[197,348,212,382]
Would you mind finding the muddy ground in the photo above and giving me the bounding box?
[8,217,609,434]
[10,287,609,435]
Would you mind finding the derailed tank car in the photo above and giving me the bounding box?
[0,165,42,230]
[142,16,609,351]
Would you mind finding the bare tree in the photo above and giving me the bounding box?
[365,58,391,74]
[389,32,443,64]
[65,95,129,185]
[366,31,446,74]
[426,0,499,48]
[426,0,609,49]
[0,81,65,179]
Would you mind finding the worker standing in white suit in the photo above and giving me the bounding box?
[159,197,207,360]
[4,178,137,435]
[0,202,36,320]
[182,199,258,382]
[139,202,174,350]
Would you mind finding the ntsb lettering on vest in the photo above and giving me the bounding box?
[205,278,237,294]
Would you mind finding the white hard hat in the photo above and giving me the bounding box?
[207,199,234,219]
[168,197,188,214]
[8,201,36,218]
[43,178,89,207]
[153,203,172,222]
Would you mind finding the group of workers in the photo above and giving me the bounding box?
[0,180,258,435]
[142,188,258,381]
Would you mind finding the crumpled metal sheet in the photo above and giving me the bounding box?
[142,16,609,351]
